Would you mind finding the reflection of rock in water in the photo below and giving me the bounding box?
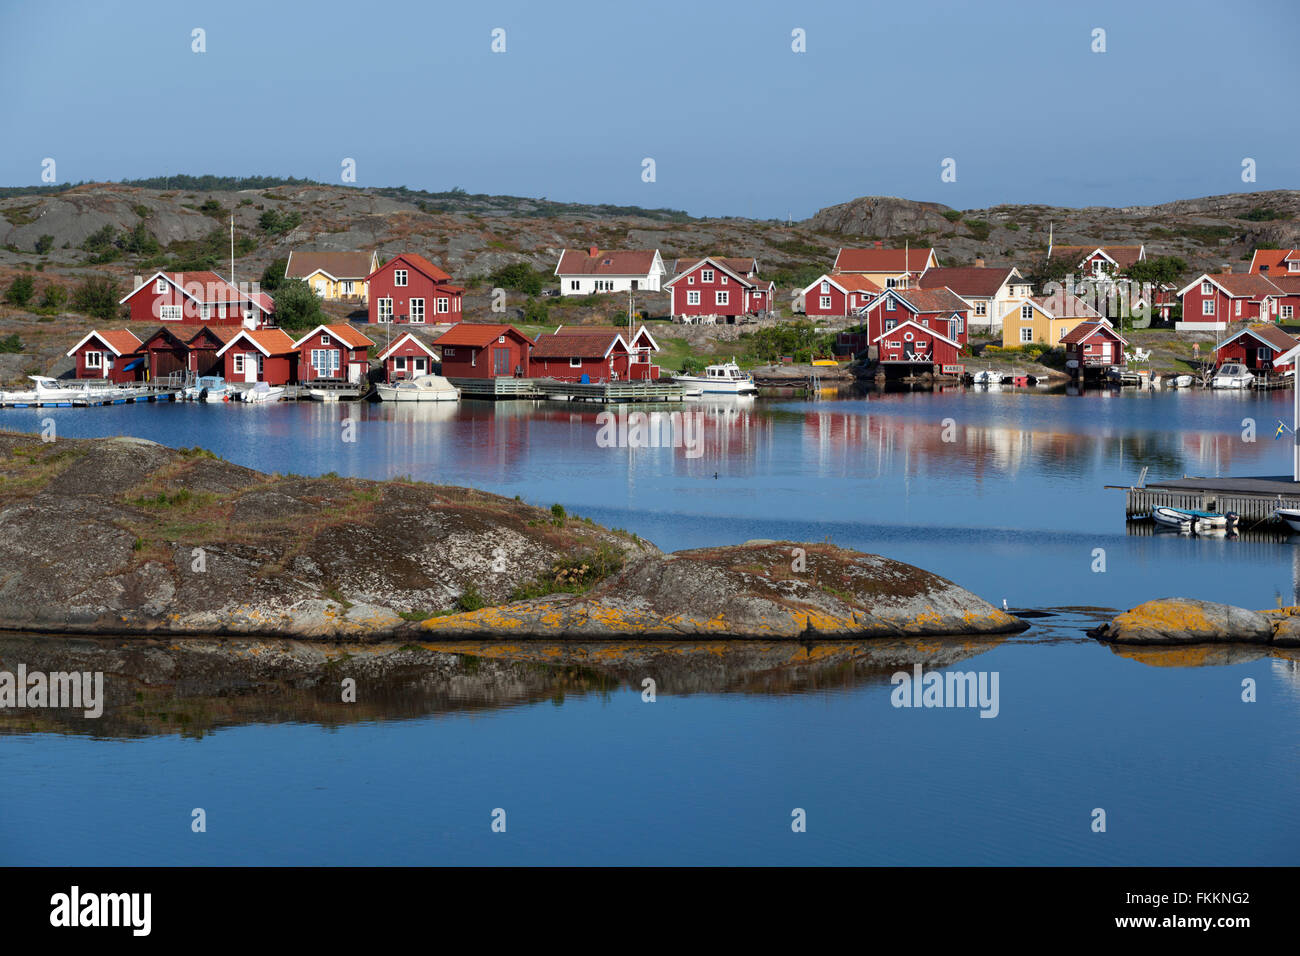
[1103,644,1300,668]
[0,633,1005,739]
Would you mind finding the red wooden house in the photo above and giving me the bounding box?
[801,273,882,318]
[1267,276,1300,323]
[136,326,191,381]
[553,325,661,379]
[65,329,145,382]
[1061,321,1128,376]
[665,256,774,322]
[377,332,440,382]
[859,287,971,345]
[186,327,240,378]
[119,271,274,327]
[292,324,374,384]
[530,330,632,382]
[216,328,298,385]
[871,320,962,373]
[365,253,463,325]
[1175,272,1283,331]
[435,323,533,378]
[1213,324,1299,374]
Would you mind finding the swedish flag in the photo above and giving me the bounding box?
[1276,421,1288,439]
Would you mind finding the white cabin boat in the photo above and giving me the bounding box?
[241,382,285,404]
[1212,363,1253,389]
[374,375,460,403]
[672,361,757,395]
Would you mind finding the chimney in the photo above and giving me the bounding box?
[588,245,599,258]
[974,257,985,269]
[874,240,884,249]
[133,274,142,290]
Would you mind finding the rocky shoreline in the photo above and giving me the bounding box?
[0,432,1026,641]
[1090,598,1300,646]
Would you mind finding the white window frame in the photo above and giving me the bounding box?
[394,269,408,287]
[410,298,425,324]
[687,291,701,306]
[232,353,246,375]
[85,350,103,369]
[160,305,182,322]
[1020,328,1034,343]
[1283,305,1294,319]
[819,295,831,310]
[436,297,449,314]
[715,290,729,306]
[1201,281,1213,295]
[154,278,167,294]
[569,357,582,368]
[702,269,714,283]
[1202,300,1215,316]
[377,298,393,323]
[1021,304,1033,320]
[975,302,986,316]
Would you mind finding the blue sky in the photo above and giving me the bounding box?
[1,0,1296,219]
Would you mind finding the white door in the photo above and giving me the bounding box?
[349,362,363,383]
[244,352,257,383]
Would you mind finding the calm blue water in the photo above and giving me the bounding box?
[2,388,1298,865]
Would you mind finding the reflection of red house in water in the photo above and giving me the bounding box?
[66,329,145,382]
[435,323,533,378]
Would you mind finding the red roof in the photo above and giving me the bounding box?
[1217,324,1299,353]
[1199,273,1284,298]
[917,267,1018,297]
[1248,249,1300,274]
[295,323,374,349]
[814,273,881,294]
[1061,321,1127,347]
[185,327,242,346]
[532,331,626,359]
[555,248,659,276]
[833,247,935,274]
[367,253,452,283]
[219,328,297,356]
[674,256,757,276]
[1050,245,1145,269]
[433,323,533,348]
[121,271,274,311]
[69,329,142,356]
[886,287,970,314]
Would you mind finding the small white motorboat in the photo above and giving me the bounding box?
[1276,508,1300,533]
[374,375,460,402]
[971,369,1001,386]
[1212,363,1253,389]
[307,388,340,402]
[241,382,285,404]
[672,360,757,395]
[1152,506,1235,533]
[1168,374,1194,388]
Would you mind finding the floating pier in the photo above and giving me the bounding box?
[1111,475,1300,527]
[0,385,180,408]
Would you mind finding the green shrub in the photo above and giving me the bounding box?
[4,274,35,307]
[34,234,54,254]
[71,275,122,320]
[455,585,486,612]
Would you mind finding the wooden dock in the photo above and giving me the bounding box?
[448,377,545,400]
[1112,475,1300,527]
[534,379,689,403]
[0,385,180,408]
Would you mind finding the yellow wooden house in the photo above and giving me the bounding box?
[285,251,380,302]
[1002,293,1103,347]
